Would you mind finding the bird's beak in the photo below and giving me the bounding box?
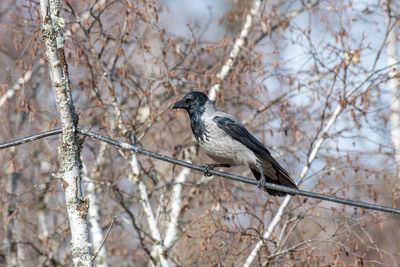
[171,99,187,109]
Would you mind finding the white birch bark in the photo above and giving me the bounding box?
[84,163,108,267]
[86,143,108,267]
[163,167,190,249]
[138,180,170,267]
[36,178,51,264]
[208,0,264,101]
[0,71,32,107]
[39,0,92,265]
[0,60,47,108]
[124,150,168,266]
[387,17,400,169]
[3,173,19,266]
[110,91,170,265]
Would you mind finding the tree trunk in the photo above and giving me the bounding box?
[39,0,92,265]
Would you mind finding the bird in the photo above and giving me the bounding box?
[171,91,298,196]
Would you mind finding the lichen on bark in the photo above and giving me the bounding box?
[39,0,92,265]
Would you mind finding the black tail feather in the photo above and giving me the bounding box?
[250,168,298,197]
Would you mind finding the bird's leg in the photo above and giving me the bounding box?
[255,159,267,191]
[203,163,231,177]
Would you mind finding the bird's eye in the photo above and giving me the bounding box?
[185,98,191,103]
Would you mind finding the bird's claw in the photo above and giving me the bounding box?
[258,175,267,192]
[203,164,213,177]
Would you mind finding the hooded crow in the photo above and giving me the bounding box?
[172,91,298,196]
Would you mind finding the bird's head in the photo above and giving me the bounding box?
[171,91,209,115]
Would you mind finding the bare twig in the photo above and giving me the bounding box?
[90,216,117,264]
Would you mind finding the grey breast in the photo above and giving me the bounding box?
[199,112,258,166]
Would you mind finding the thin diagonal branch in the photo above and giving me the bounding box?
[90,216,117,264]
[208,0,265,101]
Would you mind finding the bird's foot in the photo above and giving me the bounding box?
[258,175,268,191]
[203,164,213,177]
[203,163,231,177]
[255,160,268,192]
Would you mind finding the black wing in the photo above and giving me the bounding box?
[213,116,292,179]
[213,116,268,157]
